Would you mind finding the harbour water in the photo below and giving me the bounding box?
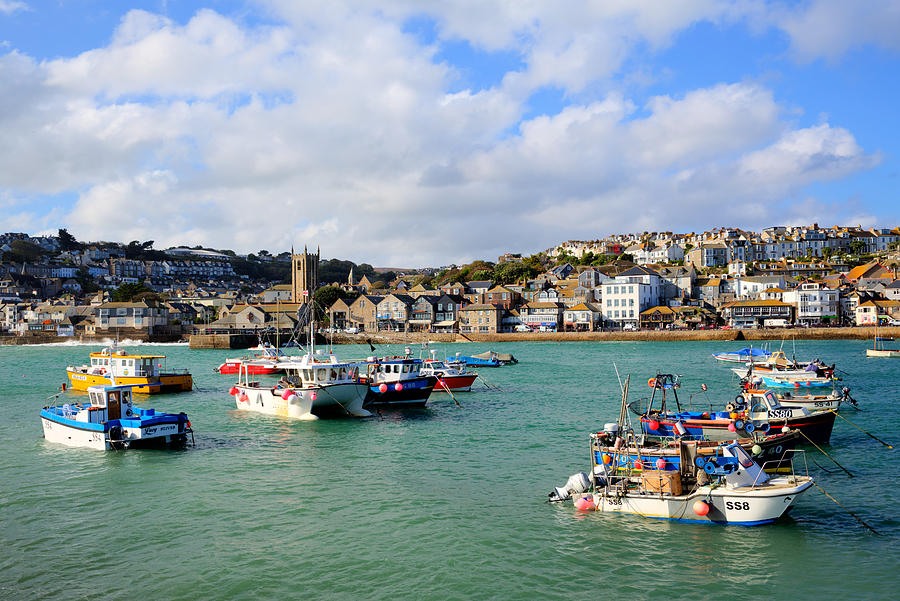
[1,339,896,600]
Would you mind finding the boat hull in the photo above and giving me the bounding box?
[217,361,281,375]
[576,477,812,525]
[642,410,836,445]
[40,413,190,451]
[365,376,437,407]
[434,373,478,392]
[66,369,193,393]
[867,348,900,358]
[760,375,833,389]
[234,382,371,419]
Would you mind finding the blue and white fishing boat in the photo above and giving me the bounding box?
[712,347,772,364]
[40,384,192,450]
[363,355,437,407]
[758,374,834,389]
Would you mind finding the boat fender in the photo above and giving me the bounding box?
[574,496,595,511]
[744,422,755,433]
[693,500,710,516]
[725,403,736,412]
[281,389,293,400]
[751,444,763,455]
[734,419,745,430]
[727,422,736,432]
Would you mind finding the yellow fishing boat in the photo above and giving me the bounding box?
[66,344,193,394]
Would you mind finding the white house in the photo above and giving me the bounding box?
[600,266,662,327]
[782,282,839,325]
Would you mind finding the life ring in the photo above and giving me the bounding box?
[99,368,106,375]
[648,378,656,388]
[725,402,736,412]
[123,369,129,376]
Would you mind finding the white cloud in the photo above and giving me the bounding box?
[0,1,27,16]
[776,0,900,62]
[0,3,886,266]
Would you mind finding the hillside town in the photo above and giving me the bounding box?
[2,224,900,342]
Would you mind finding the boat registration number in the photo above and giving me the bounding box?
[767,409,791,419]
[71,374,87,381]
[813,401,831,408]
[725,501,750,510]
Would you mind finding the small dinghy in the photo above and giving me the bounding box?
[40,384,193,450]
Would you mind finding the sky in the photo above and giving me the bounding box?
[1,1,899,267]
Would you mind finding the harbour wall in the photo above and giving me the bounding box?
[327,326,900,345]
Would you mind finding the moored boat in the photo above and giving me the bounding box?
[230,351,371,420]
[40,384,192,450]
[448,350,517,367]
[636,374,836,444]
[867,336,900,358]
[66,343,192,394]
[216,345,286,375]
[552,441,812,526]
[421,356,478,392]
[363,356,437,407]
[712,347,771,364]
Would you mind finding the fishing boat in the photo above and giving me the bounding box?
[216,344,286,375]
[229,311,371,419]
[421,353,478,392]
[867,336,900,358]
[447,350,517,367]
[363,355,437,407]
[711,347,772,364]
[40,384,192,450]
[551,441,813,526]
[757,388,850,412]
[635,374,836,444]
[591,422,799,474]
[66,343,192,394]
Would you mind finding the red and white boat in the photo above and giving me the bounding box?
[216,344,285,375]
[422,358,478,392]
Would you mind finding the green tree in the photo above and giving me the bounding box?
[58,228,82,251]
[111,282,151,302]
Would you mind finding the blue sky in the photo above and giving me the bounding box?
[1,1,898,266]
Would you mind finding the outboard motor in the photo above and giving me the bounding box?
[548,472,591,503]
[841,386,858,408]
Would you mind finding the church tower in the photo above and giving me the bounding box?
[291,245,320,303]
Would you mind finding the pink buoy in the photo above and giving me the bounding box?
[378,383,388,393]
[239,393,248,403]
[394,382,403,392]
[574,496,595,511]
[281,389,292,400]
[648,420,660,431]
[728,422,737,432]
[229,386,238,396]
[655,458,666,470]
[310,392,317,401]
[693,500,710,516]
[633,459,643,470]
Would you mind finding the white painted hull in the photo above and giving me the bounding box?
[578,477,812,525]
[235,382,371,420]
[41,418,185,450]
[42,417,108,450]
[867,348,900,358]
[776,394,841,411]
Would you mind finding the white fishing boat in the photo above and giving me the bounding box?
[552,442,812,526]
[40,384,193,450]
[228,308,371,419]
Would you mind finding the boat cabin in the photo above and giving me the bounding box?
[89,347,164,378]
[280,361,360,387]
[366,357,424,383]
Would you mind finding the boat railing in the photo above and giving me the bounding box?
[751,450,808,488]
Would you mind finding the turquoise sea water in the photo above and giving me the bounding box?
[1,339,897,600]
